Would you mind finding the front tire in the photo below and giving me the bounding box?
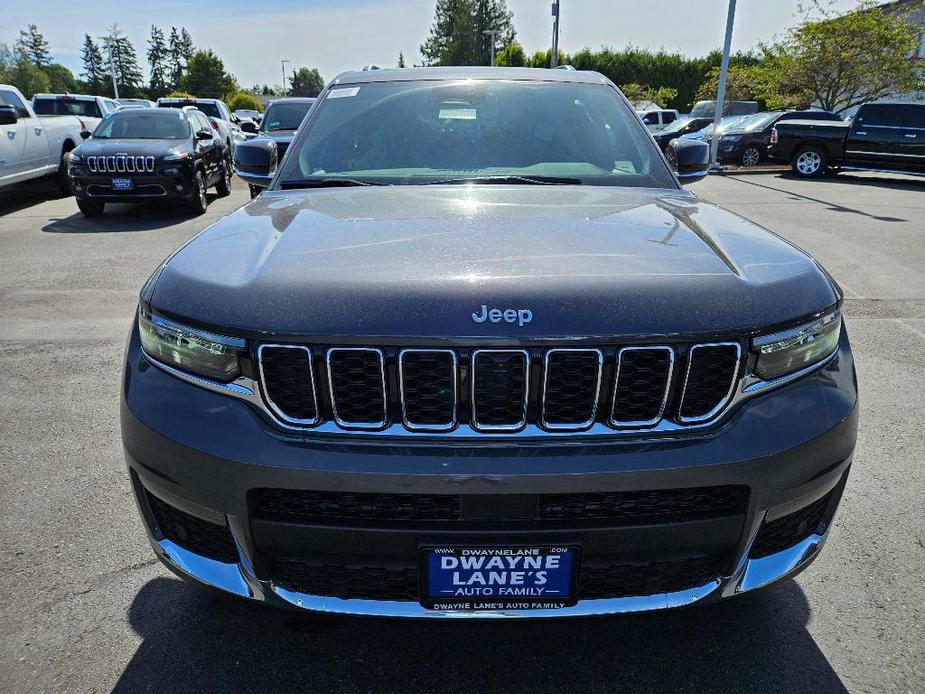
[77,199,104,216]
[792,146,828,178]
[55,149,73,195]
[249,185,261,199]
[187,170,209,215]
[215,157,231,198]
[740,145,761,167]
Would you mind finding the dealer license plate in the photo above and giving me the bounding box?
[111,177,134,191]
[422,546,578,611]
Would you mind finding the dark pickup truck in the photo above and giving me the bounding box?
[769,102,925,177]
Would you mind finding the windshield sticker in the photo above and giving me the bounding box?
[439,108,476,120]
[328,87,360,99]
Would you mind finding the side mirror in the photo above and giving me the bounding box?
[195,128,213,141]
[240,121,258,134]
[666,139,710,184]
[0,105,18,125]
[80,129,92,140]
[234,138,278,189]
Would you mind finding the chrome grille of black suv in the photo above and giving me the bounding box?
[256,342,743,433]
[86,154,155,173]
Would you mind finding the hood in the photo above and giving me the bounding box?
[151,186,837,339]
[77,139,181,157]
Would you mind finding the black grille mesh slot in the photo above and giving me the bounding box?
[400,350,455,427]
[540,486,747,523]
[543,350,601,426]
[146,491,237,563]
[749,492,831,559]
[328,349,386,425]
[612,348,672,424]
[580,556,717,599]
[679,344,740,420]
[472,351,528,428]
[271,559,419,601]
[260,347,317,422]
[254,489,463,522]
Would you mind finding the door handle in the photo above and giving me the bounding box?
[5,130,15,140]
[34,127,42,135]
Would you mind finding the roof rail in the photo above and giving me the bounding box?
[361,65,381,71]
[556,64,576,71]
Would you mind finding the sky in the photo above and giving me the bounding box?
[3,0,861,89]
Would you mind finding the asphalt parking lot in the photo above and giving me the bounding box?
[1,172,923,693]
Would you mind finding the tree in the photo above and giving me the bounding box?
[168,27,185,90]
[494,42,525,66]
[44,64,78,93]
[619,83,679,108]
[398,52,406,68]
[0,44,50,98]
[80,35,106,93]
[181,49,238,98]
[227,92,263,113]
[421,0,514,66]
[16,25,51,69]
[758,0,925,113]
[104,25,144,98]
[289,67,324,97]
[147,26,170,98]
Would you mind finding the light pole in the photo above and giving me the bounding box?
[281,59,290,96]
[709,0,737,171]
[98,35,119,99]
[550,0,560,68]
[482,29,499,66]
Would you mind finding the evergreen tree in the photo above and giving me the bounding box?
[398,51,406,68]
[472,0,515,66]
[16,24,52,69]
[106,25,144,97]
[147,25,169,98]
[181,49,237,98]
[168,27,184,89]
[289,67,324,97]
[80,35,106,92]
[179,29,195,63]
[421,0,514,66]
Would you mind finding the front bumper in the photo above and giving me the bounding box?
[122,326,858,618]
[71,172,194,202]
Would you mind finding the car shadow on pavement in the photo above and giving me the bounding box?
[40,200,216,233]
[112,576,847,693]
[0,179,68,216]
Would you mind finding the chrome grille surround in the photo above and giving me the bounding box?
[325,347,388,430]
[256,344,320,426]
[470,348,530,432]
[398,348,458,432]
[540,348,603,431]
[677,342,742,424]
[610,346,675,428]
[86,155,155,173]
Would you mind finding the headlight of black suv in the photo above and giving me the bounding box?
[752,309,841,380]
[138,306,246,382]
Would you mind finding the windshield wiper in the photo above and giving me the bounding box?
[425,175,581,185]
[279,178,386,189]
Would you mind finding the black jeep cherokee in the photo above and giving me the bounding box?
[70,107,231,216]
[122,67,858,618]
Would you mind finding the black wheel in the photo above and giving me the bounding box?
[740,145,761,167]
[215,157,231,197]
[187,170,209,215]
[249,185,261,199]
[77,199,104,216]
[791,146,828,178]
[55,149,73,195]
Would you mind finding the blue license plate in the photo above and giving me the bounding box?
[111,177,134,190]
[422,546,578,611]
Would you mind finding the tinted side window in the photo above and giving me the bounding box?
[641,112,658,125]
[858,104,925,128]
[1,89,29,115]
[662,112,677,124]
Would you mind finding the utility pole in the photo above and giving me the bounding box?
[550,0,560,68]
[482,29,499,66]
[99,35,119,99]
[709,0,737,170]
[281,59,290,96]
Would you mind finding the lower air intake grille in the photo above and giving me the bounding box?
[259,346,318,423]
[271,559,419,601]
[579,556,717,599]
[611,347,673,425]
[679,343,741,421]
[542,349,602,428]
[472,350,529,430]
[327,348,386,427]
[254,489,463,522]
[749,492,832,559]
[146,491,237,563]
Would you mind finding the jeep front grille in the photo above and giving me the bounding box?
[255,342,744,435]
[86,155,155,174]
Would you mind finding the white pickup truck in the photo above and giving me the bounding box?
[0,84,85,193]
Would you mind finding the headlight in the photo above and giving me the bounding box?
[752,310,841,380]
[138,306,245,382]
[163,152,190,161]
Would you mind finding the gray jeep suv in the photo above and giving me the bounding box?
[122,67,857,618]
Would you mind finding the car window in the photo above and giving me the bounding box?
[662,112,677,124]
[281,79,675,189]
[0,89,28,116]
[196,113,212,132]
[262,102,314,131]
[160,101,222,120]
[33,98,102,118]
[641,112,659,125]
[860,104,925,129]
[94,111,191,139]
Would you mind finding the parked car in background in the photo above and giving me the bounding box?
[680,115,750,144]
[0,84,83,192]
[652,117,714,151]
[157,97,244,157]
[234,108,262,125]
[769,102,925,177]
[636,108,680,132]
[235,97,315,198]
[117,98,155,109]
[689,100,759,119]
[718,110,842,167]
[69,106,230,216]
[32,93,118,133]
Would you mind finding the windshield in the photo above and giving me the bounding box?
[279,80,673,188]
[262,101,314,131]
[159,101,221,120]
[93,111,190,139]
[660,117,697,135]
[33,97,102,118]
[737,112,782,132]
